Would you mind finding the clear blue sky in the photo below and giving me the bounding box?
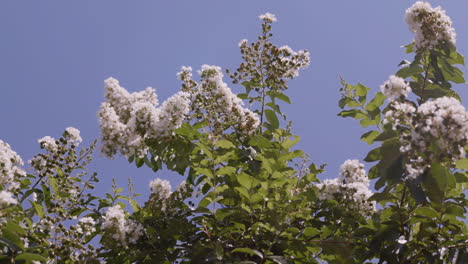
[1,1,467,201]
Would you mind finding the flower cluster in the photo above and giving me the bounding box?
[99,65,260,158]
[380,75,412,101]
[316,160,375,216]
[233,15,310,93]
[0,139,25,192]
[77,217,96,237]
[0,190,17,208]
[102,205,144,247]
[383,101,416,130]
[65,127,83,145]
[405,1,456,52]
[259,12,277,23]
[98,77,191,158]
[30,127,83,178]
[196,65,260,135]
[38,136,58,152]
[401,97,468,177]
[149,178,172,200]
[277,46,311,79]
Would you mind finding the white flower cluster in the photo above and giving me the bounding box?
[197,65,260,135]
[238,39,248,48]
[38,127,82,153]
[405,1,456,52]
[38,136,58,152]
[30,127,83,177]
[149,178,172,200]
[0,140,25,191]
[401,97,468,178]
[383,101,416,130]
[0,190,17,208]
[316,160,376,216]
[77,217,96,236]
[277,47,311,79]
[98,77,191,158]
[177,66,194,86]
[380,76,412,101]
[259,12,277,23]
[102,205,144,246]
[65,127,82,145]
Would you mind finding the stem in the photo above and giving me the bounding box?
[260,85,266,130]
[257,26,268,133]
[419,57,431,104]
[399,185,407,235]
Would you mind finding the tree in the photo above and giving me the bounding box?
[0,2,467,263]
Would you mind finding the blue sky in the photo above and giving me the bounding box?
[1,1,467,201]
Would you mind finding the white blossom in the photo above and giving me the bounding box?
[177,66,193,82]
[339,159,369,185]
[150,91,191,138]
[65,127,82,145]
[28,155,48,176]
[38,136,58,152]
[238,39,248,48]
[397,235,408,245]
[316,160,375,216]
[102,205,143,246]
[0,190,17,208]
[0,140,25,190]
[439,247,448,259]
[259,12,277,23]
[401,97,468,178]
[78,217,96,236]
[405,1,456,52]
[98,77,191,158]
[149,178,172,199]
[31,192,37,202]
[197,65,260,135]
[380,75,411,101]
[384,101,416,130]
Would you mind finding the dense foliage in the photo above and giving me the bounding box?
[0,2,467,263]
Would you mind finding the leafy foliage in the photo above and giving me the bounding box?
[1,4,467,264]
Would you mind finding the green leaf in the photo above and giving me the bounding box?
[364,147,381,162]
[237,93,249,99]
[232,248,263,259]
[249,135,272,148]
[217,166,237,176]
[303,227,320,238]
[455,159,468,170]
[281,135,300,149]
[396,63,424,78]
[355,83,370,97]
[413,207,439,218]
[15,253,47,262]
[238,173,254,189]
[215,139,235,149]
[1,224,24,250]
[135,156,144,168]
[265,109,279,129]
[446,204,465,217]
[48,177,59,195]
[361,130,380,145]
[365,92,385,112]
[337,109,367,119]
[33,202,45,218]
[276,93,291,104]
[374,129,397,142]
[423,163,450,203]
[235,187,250,199]
[360,118,378,128]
